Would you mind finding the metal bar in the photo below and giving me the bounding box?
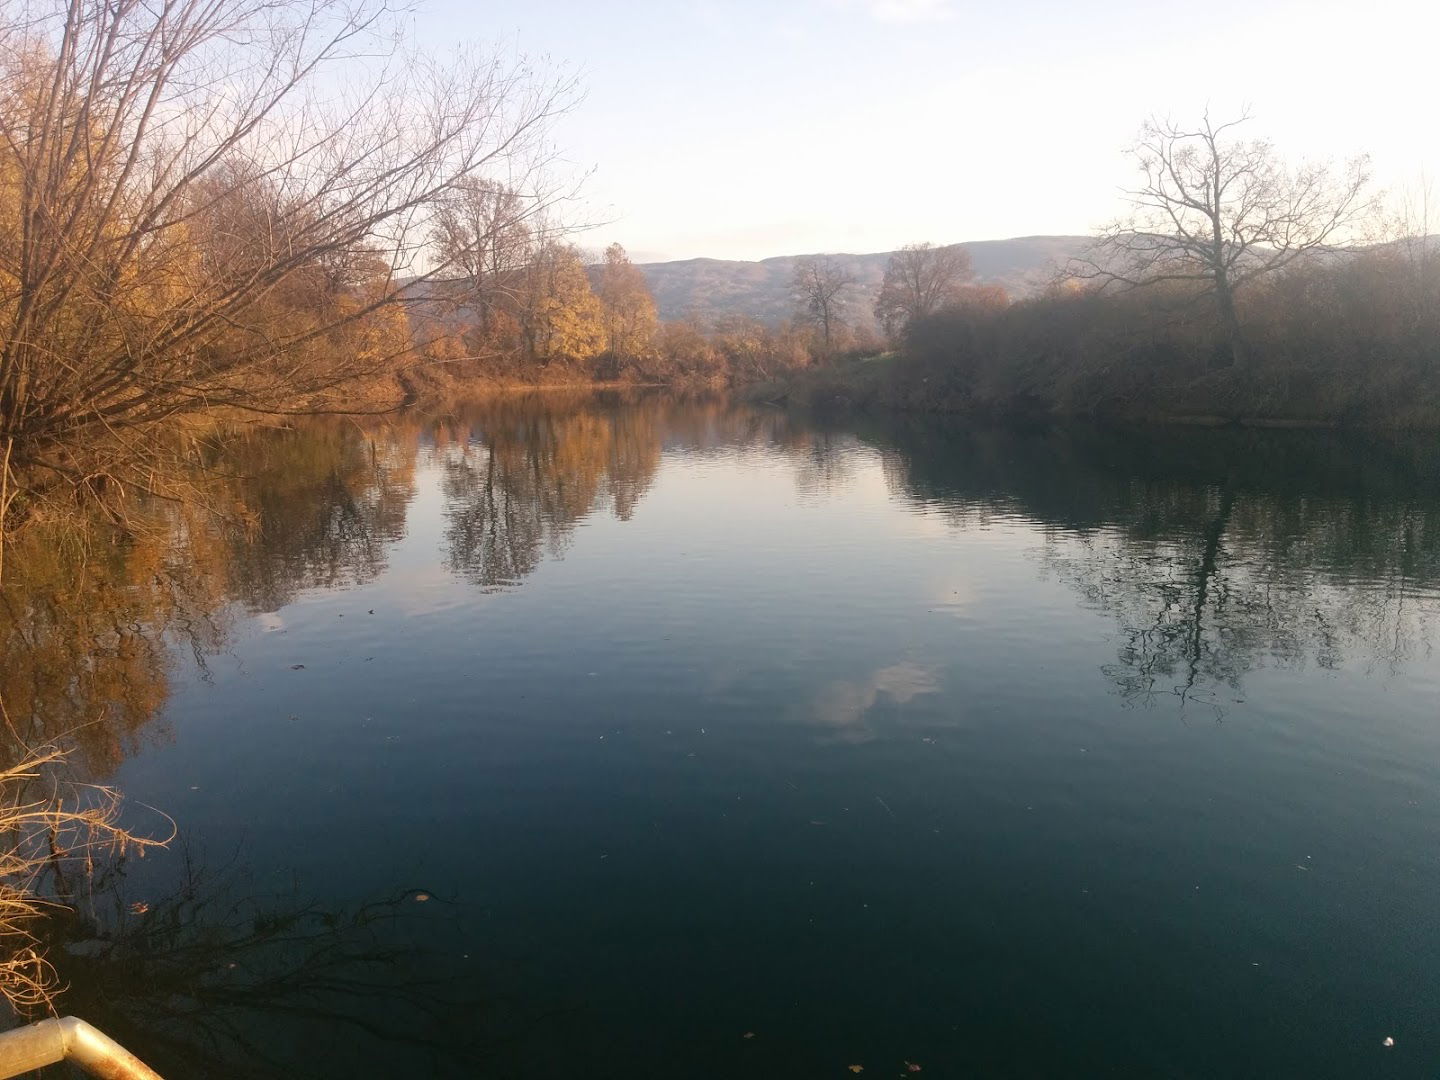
[0,1017,163,1080]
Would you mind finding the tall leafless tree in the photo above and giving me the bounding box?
[792,255,853,355]
[1081,111,1373,368]
[874,243,972,338]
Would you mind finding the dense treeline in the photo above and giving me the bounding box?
[887,237,1440,425]
[411,231,838,392]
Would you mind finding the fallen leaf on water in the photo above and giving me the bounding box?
[129,901,149,915]
[906,1064,922,1073]
[742,1032,755,1040]
[847,1067,863,1074]
[414,892,431,902]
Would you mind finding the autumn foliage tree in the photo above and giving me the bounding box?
[596,243,659,376]
[518,242,606,368]
[0,0,573,560]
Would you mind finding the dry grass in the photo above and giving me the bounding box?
[0,747,171,1013]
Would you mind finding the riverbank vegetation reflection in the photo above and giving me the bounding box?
[5,397,1440,1070]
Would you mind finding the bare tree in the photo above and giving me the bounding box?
[1391,175,1437,332]
[0,0,575,550]
[1082,111,1373,368]
[792,256,854,354]
[874,243,973,338]
[430,179,539,341]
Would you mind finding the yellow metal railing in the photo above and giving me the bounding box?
[0,1017,162,1079]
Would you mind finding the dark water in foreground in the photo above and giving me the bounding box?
[13,393,1440,1078]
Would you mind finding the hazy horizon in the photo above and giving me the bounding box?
[419,0,1439,262]
[618,231,1080,266]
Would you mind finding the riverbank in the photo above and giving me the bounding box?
[399,362,724,405]
[744,348,1440,431]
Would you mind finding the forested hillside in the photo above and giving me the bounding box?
[633,236,1086,325]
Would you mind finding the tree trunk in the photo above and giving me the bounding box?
[1182,484,1234,696]
[0,436,13,584]
[1213,274,1249,371]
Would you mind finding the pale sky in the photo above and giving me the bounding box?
[417,0,1439,262]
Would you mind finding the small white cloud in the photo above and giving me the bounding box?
[869,0,955,23]
[807,662,940,743]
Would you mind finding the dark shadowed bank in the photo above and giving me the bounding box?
[745,239,1440,429]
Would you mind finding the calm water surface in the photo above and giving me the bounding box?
[15,393,1440,1077]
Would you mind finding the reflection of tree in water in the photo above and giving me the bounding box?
[10,400,1440,773]
[869,418,1440,709]
[1070,490,1440,708]
[434,394,663,588]
[0,419,417,777]
[32,850,497,1079]
[432,393,868,586]
[792,432,860,501]
[4,394,787,776]
[0,517,229,777]
[218,421,416,613]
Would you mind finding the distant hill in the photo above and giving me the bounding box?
[633,236,1091,326]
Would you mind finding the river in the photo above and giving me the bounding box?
[8,391,1440,1078]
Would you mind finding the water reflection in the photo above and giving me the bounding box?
[7,402,1440,775]
[6,398,1440,1075]
[866,419,1440,710]
[0,393,800,780]
[34,850,490,1078]
[219,421,416,612]
[432,395,663,588]
[0,518,227,776]
[805,661,940,743]
[2,406,1440,771]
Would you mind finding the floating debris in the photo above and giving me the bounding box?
[1383,1036,1395,1048]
